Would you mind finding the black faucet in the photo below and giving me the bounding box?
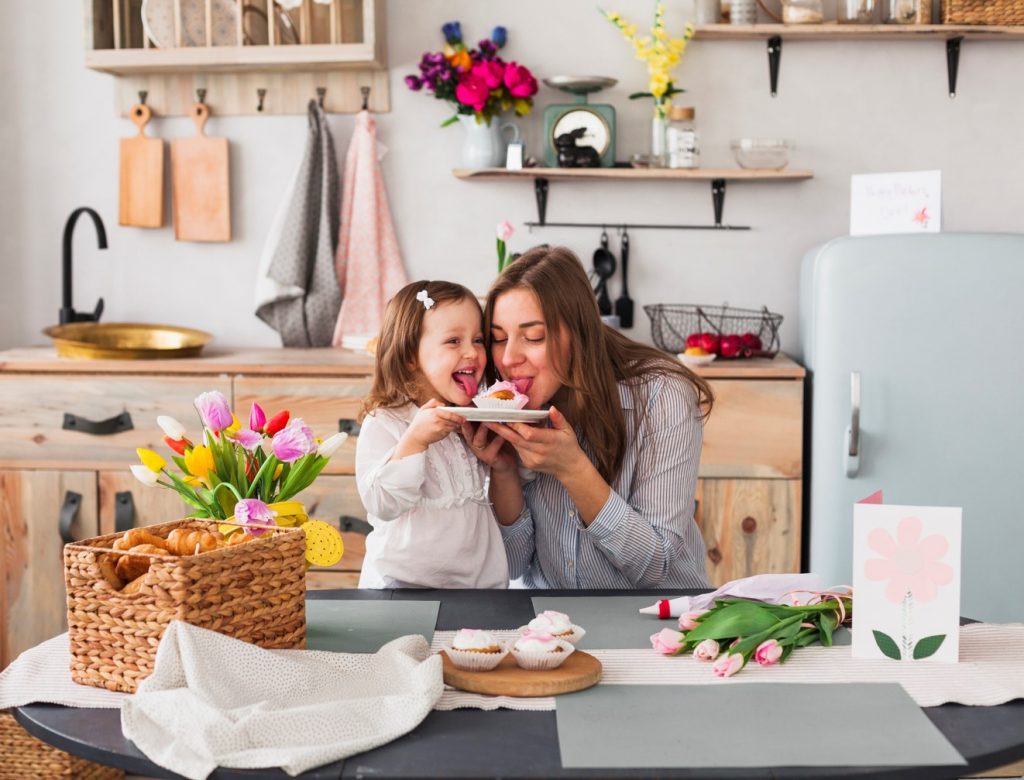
[60,207,107,325]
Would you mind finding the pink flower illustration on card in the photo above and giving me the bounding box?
[864,516,953,603]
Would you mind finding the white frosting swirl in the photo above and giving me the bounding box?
[514,631,562,653]
[527,610,573,634]
[452,628,499,651]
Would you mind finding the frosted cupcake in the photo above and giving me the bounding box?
[472,380,530,410]
[442,629,508,672]
[511,630,575,671]
[523,610,586,645]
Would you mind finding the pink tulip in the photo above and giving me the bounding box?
[503,62,538,98]
[234,498,276,537]
[754,639,784,666]
[472,60,504,89]
[692,639,720,662]
[455,72,490,112]
[650,628,686,655]
[496,220,514,242]
[194,391,233,432]
[232,428,263,451]
[678,610,707,631]
[249,402,266,433]
[271,418,316,462]
[712,652,744,678]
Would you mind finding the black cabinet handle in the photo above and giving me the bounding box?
[63,411,133,436]
[338,418,361,436]
[115,491,135,533]
[339,515,372,535]
[59,491,81,543]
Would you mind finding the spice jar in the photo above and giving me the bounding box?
[782,0,824,23]
[666,107,700,169]
[838,0,876,22]
[883,0,930,22]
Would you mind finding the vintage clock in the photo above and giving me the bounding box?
[542,76,617,168]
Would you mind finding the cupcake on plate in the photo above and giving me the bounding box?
[442,629,508,671]
[511,630,575,671]
[472,380,530,410]
[523,610,586,645]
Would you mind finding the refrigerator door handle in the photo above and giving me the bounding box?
[845,371,861,477]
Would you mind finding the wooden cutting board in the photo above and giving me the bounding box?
[171,102,231,242]
[118,103,164,228]
[441,650,602,697]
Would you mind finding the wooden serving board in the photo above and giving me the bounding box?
[441,650,602,697]
[171,102,231,242]
[119,103,164,228]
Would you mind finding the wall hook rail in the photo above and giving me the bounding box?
[947,36,963,98]
[316,86,326,108]
[767,36,782,97]
[137,90,148,106]
[360,86,371,111]
[195,88,206,105]
[256,88,266,112]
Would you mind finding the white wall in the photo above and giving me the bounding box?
[2,1,1022,352]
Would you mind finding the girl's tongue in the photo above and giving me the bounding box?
[452,372,479,397]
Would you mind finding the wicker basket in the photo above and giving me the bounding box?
[941,0,1024,24]
[65,518,307,693]
[644,303,783,357]
[0,710,123,780]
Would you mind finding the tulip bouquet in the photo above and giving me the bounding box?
[651,590,854,677]
[405,21,539,126]
[130,390,347,566]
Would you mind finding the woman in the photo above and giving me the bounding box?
[464,246,713,589]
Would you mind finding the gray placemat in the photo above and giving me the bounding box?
[306,600,440,653]
[531,596,665,649]
[556,683,965,769]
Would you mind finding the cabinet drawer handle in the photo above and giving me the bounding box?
[339,515,372,535]
[59,491,81,544]
[338,418,361,436]
[62,411,133,436]
[115,491,135,533]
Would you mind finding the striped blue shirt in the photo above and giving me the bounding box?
[500,372,711,589]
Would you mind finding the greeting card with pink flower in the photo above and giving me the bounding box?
[852,503,962,663]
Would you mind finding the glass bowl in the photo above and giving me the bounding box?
[731,139,792,171]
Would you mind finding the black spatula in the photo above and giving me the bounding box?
[614,228,633,328]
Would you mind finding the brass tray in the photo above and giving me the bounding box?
[43,322,213,360]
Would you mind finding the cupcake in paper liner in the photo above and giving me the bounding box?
[472,380,530,410]
[511,631,575,671]
[519,609,586,646]
[442,629,508,672]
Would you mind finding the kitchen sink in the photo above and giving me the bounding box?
[43,322,213,360]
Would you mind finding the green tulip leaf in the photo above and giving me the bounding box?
[819,611,837,647]
[873,630,902,660]
[680,601,780,644]
[912,634,946,660]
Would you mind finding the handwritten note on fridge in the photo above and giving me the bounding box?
[850,170,942,236]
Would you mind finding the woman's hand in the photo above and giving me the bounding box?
[461,421,518,475]
[484,407,585,480]
[393,399,465,459]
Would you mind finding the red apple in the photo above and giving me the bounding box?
[720,335,743,358]
[685,333,703,349]
[739,332,763,352]
[699,332,720,354]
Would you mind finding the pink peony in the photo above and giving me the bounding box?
[754,639,783,666]
[455,72,490,112]
[678,610,707,631]
[712,652,744,678]
[472,60,504,89]
[650,628,686,655]
[194,391,233,432]
[272,418,315,462]
[692,639,721,662]
[233,498,276,537]
[503,62,538,98]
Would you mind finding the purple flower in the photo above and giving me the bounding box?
[441,21,462,45]
[491,26,507,48]
[405,74,424,91]
[477,39,497,59]
[271,418,315,462]
[194,391,232,432]
[234,498,276,537]
[232,428,263,451]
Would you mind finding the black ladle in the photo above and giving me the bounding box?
[593,230,616,316]
[614,228,633,328]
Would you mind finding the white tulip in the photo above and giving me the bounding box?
[130,464,159,487]
[317,432,349,459]
[157,415,187,440]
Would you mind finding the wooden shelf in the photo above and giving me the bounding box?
[693,23,1024,40]
[452,167,813,182]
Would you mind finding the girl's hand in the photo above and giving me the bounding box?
[483,407,584,479]
[461,421,518,475]
[394,399,465,458]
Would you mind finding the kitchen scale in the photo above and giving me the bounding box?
[542,76,617,168]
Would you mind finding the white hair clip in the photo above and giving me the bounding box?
[416,289,435,310]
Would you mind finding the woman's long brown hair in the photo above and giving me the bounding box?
[361,280,481,420]
[484,246,713,484]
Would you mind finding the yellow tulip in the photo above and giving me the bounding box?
[136,448,166,473]
[184,445,215,480]
[273,464,283,479]
[224,414,241,436]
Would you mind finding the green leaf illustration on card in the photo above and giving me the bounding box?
[873,630,902,660]
[912,634,946,659]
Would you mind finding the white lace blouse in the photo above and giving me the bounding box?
[355,403,509,589]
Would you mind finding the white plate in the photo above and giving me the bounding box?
[142,0,238,48]
[438,407,549,424]
[677,352,718,366]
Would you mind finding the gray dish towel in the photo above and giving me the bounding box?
[255,100,341,347]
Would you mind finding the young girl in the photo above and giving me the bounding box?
[355,280,509,589]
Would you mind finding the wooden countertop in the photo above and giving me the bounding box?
[0,347,805,379]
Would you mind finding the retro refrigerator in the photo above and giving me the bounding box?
[797,233,1024,623]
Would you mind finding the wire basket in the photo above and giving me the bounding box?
[643,303,783,358]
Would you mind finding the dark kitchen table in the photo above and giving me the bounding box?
[13,588,1024,779]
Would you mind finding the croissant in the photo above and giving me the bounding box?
[113,528,169,552]
[225,531,254,546]
[114,543,167,581]
[97,553,125,590]
[165,529,223,556]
